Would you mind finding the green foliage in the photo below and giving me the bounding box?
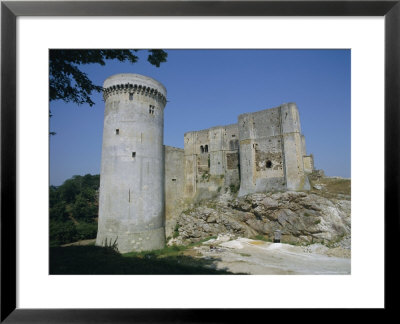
[229,184,240,193]
[50,174,100,246]
[71,193,98,222]
[75,222,98,241]
[49,49,167,106]
[201,171,210,182]
[102,237,119,253]
[49,201,69,222]
[50,174,99,220]
[50,220,98,247]
[173,224,180,238]
[50,221,78,246]
[124,244,187,259]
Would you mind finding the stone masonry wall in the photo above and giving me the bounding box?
[164,145,185,237]
[182,103,311,200]
[184,124,240,200]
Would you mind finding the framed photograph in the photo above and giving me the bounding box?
[1,0,398,321]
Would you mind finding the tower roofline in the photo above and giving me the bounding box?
[103,73,167,98]
[238,102,298,119]
[103,73,167,105]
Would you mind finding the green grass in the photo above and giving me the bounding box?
[50,242,234,275]
[310,177,351,198]
[251,234,271,242]
[173,223,180,238]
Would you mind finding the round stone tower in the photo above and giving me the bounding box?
[96,73,167,253]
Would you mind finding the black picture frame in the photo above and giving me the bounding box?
[1,0,398,322]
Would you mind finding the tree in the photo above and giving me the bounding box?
[50,49,167,107]
[49,174,101,245]
[71,193,97,222]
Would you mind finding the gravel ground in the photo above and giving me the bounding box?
[192,236,351,275]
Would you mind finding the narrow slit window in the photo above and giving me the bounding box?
[172,178,177,182]
[205,145,208,153]
[132,152,136,158]
[129,93,133,100]
[116,129,119,135]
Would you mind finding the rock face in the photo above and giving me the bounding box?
[169,190,350,246]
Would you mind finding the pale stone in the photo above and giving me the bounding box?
[96,73,167,253]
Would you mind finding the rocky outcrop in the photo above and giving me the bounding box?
[168,190,350,246]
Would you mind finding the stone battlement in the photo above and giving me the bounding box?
[103,73,167,105]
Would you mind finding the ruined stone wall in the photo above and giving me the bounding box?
[280,103,309,191]
[184,124,240,200]
[164,145,185,237]
[238,106,286,195]
[303,154,314,173]
[184,103,312,199]
[220,124,240,189]
[238,103,310,196]
[301,134,314,174]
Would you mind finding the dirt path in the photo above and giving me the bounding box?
[61,239,96,247]
[191,237,351,275]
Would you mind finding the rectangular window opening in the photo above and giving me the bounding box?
[116,129,119,135]
[172,179,177,182]
[129,93,133,100]
[132,152,136,158]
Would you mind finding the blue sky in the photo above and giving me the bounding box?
[50,49,350,186]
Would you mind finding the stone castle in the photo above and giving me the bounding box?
[96,74,314,253]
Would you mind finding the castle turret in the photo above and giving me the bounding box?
[96,74,167,253]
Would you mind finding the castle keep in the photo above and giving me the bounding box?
[182,103,314,200]
[96,73,314,253]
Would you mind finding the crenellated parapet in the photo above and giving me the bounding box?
[103,83,167,106]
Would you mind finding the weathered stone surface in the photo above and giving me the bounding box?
[96,73,167,253]
[169,190,350,246]
[183,103,314,201]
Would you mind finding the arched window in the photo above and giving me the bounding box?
[200,146,204,153]
[205,145,208,153]
[266,160,272,168]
